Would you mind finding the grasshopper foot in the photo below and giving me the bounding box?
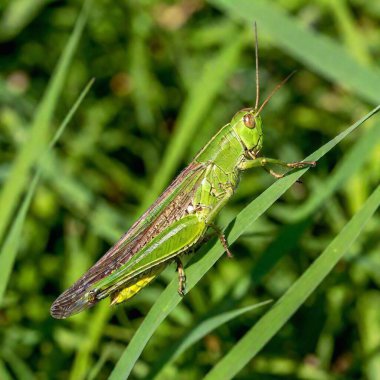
[287,160,317,169]
[264,160,317,181]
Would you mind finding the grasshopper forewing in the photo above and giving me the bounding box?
[51,162,207,318]
[51,25,316,319]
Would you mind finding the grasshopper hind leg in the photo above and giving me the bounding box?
[175,258,186,296]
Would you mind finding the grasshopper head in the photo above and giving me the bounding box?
[232,108,263,157]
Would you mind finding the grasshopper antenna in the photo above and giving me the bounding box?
[254,22,260,111]
[257,70,296,115]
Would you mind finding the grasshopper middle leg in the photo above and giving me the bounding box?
[207,223,233,258]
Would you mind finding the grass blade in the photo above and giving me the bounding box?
[0,359,12,380]
[209,0,380,105]
[0,0,90,246]
[149,301,272,379]
[275,120,380,222]
[109,107,379,379]
[69,303,111,380]
[0,80,94,304]
[204,184,380,380]
[357,292,380,379]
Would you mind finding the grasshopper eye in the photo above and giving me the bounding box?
[243,113,256,129]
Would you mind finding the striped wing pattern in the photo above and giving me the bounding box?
[51,162,207,318]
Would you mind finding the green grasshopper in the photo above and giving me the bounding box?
[50,28,316,319]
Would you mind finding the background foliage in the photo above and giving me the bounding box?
[0,0,380,379]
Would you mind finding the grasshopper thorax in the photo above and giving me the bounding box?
[231,108,263,157]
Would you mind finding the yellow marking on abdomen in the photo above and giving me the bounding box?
[110,266,163,305]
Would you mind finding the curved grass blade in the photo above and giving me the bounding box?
[148,301,272,379]
[0,79,94,304]
[274,119,380,222]
[209,0,380,105]
[0,0,90,246]
[204,184,380,380]
[109,106,380,380]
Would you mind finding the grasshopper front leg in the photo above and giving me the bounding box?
[238,157,316,179]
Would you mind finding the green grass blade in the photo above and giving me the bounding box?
[0,0,47,42]
[357,292,380,379]
[276,120,380,222]
[326,0,372,65]
[209,0,380,105]
[1,348,34,380]
[0,0,90,246]
[0,359,12,380]
[109,106,379,380]
[69,303,111,380]
[204,184,380,380]
[149,301,272,379]
[0,80,94,304]
[138,30,248,213]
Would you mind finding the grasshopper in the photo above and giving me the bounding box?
[51,27,315,319]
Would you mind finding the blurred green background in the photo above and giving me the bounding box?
[1,0,380,379]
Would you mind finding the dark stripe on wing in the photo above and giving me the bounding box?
[51,162,206,318]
